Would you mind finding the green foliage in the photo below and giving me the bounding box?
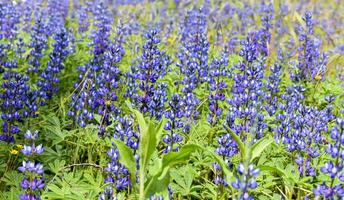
[144,144,202,198]
[42,170,103,200]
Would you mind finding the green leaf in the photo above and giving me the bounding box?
[93,114,102,124]
[114,139,137,184]
[48,160,66,174]
[134,109,148,137]
[136,109,165,200]
[170,166,196,196]
[1,171,23,187]
[144,144,202,198]
[155,117,166,143]
[259,165,288,177]
[46,184,68,198]
[250,136,274,162]
[159,144,201,178]
[144,171,171,198]
[259,165,297,184]
[139,122,157,171]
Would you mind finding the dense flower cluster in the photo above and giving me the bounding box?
[178,7,209,86]
[0,71,30,142]
[163,94,186,153]
[275,86,333,177]
[214,31,267,187]
[69,3,123,135]
[0,3,20,39]
[232,163,260,200]
[314,118,344,198]
[77,7,90,33]
[207,53,229,125]
[126,29,171,119]
[102,116,139,198]
[46,0,69,35]
[38,28,70,104]
[176,7,209,129]
[28,17,48,74]
[264,62,282,117]
[18,130,45,200]
[226,33,267,140]
[293,11,329,81]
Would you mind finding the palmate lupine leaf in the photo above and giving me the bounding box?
[144,144,202,198]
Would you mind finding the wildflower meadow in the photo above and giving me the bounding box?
[0,0,343,199]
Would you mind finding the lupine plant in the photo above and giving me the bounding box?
[207,53,229,126]
[38,28,70,105]
[0,71,30,142]
[126,29,171,119]
[28,16,48,74]
[69,2,123,136]
[314,118,344,198]
[176,7,209,132]
[18,130,45,200]
[163,94,185,153]
[232,163,260,200]
[293,11,329,82]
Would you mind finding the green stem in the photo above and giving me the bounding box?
[139,167,145,200]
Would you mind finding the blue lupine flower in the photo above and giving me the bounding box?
[149,195,164,200]
[126,29,171,119]
[0,38,42,143]
[45,0,69,35]
[274,85,305,143]
[175,7,209,130]
[163,94,186,152]
[216,133,238,159]
[227,33,267,140]
[16,38,26,58]
[215,31,267,187]
[18,160,44,174]
[292,11,329,82]
[213,133,237,186]
[178,7,209,83]
[257,2,274,56]
[21,144,44,156]
[213,162,228,186]
[0,71,31,142]
[105,148,131,190]
[114,117,140,151]
[77,6,90,33]
[207,53,229,125]
[20,178,45,190]
[265,63,282,116]
[19,193,41,200]
[38,28,70,105]
[19,130,45,200]
[69,4,123,133]
[232,163,259,200]
[99,186,115,200]
[28,17,48,74]
[275,86,331,177]
[0,3,20,39]
[314,118,344,198]
[103,116,139,194]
